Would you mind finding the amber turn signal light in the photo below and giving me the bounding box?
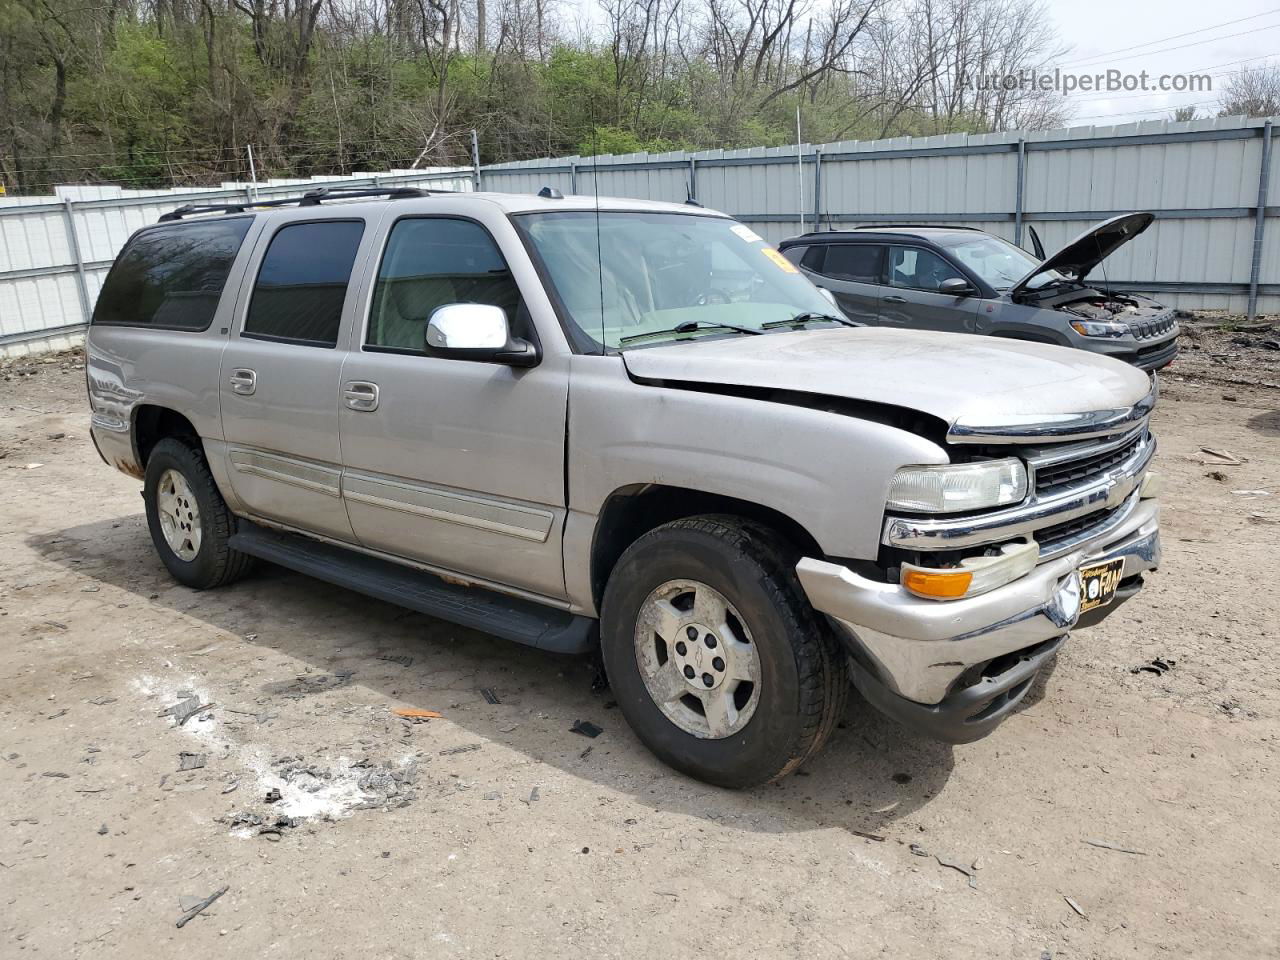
[901,568,974,599]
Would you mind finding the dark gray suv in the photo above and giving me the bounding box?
[780,213,1179,372]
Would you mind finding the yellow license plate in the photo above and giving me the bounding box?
[1078,558,1125,613]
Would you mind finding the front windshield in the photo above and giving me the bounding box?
[514,211,837,350]
[941,234,1067,291]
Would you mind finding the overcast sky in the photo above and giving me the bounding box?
[1047,0,1278,123]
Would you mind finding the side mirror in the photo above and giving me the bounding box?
[938,277,975,297]
[425,303,539,368]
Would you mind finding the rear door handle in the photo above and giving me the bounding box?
[883,295,907,304]
[229,368,256,395]
[343,381,380,412]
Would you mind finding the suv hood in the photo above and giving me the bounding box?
[621,327,1152,431]
[1009,212,1154,297]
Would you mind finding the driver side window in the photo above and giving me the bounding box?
[887,246,964,292]
[366,217,523,353]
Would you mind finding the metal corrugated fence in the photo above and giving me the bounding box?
[0,168,473,357]
[2,116,1277,357]
[481,115,1278,317]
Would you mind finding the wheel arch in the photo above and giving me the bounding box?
[588,483,822,612]
[132,405,201,468]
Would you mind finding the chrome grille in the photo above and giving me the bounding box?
[1033,433,1143,498]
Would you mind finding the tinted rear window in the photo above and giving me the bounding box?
[243,220,364,347]
[92,219,252,330]
[821,244,882,282]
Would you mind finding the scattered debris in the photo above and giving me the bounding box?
[41,771,69,778]
[377,654,413,667]
[1063,895,1088,920]
[162,696,213,726]
[909,843,930,857]
[480,688,501,705]
[264,787,282,804]
[178,752,206,771]
[934,854,978,889]
[570,719,602,738]
[1205,470,1229,481]
[850,829,885,842]
[526,786,540,803]
[440,743,481,756]
[483,791,502,801]
[872,801,900,814]
[393,708,442,722]
[87,697,117,706]
[892,772,912,784]
[1131,657,1175,676]
[221,781,239,795]
[1198,447,1243,465]
[1083,838,1147,856]
[1249,512,1280,524]
[1232,489,1271,498]
[175,885,229,929]
[579,745,593,760]
[46,708,68,720]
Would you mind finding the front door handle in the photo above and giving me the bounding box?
[883,295,907,304]
[343,381,380,412]
[229,368,256,395]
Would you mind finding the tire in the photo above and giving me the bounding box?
[600,515,847,788]
[143,437,254,590]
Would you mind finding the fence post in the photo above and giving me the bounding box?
[812,149,822,230]
[570,161,578,194]
[687,156,697,202]
[471,129,482,192]
[1247,119,1273,322]
[62,198,92,326]
[1014,137,1026,246]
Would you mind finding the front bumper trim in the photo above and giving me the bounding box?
[798,498,1160,736]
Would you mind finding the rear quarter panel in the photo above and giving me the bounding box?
[87,217,266,477]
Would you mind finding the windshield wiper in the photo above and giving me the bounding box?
[619,320,764,345]
[761,311,860,330]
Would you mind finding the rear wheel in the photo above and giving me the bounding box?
[600,516,846,788]
[144,438,254,589]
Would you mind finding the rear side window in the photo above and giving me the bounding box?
[92,219,252,330]
[798,246,825,271]
[820,244,883,283]
[366,217,521,353]
[244,220,365,347]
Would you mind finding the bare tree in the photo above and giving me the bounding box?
[1218,65,1280,120]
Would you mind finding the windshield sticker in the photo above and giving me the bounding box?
[761,247,799,274]
[730,224,764,244]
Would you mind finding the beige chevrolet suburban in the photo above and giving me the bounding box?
[86,187,1162,787]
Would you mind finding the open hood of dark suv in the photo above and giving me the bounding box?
[1009,212,1155,297]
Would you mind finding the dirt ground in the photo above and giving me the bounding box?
[1,337,1278,959]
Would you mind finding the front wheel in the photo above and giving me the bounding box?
[143,438,254,589]
[600,516,846,788]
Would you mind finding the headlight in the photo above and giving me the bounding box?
[1069,319,1129,338]
[887,459,1028,513]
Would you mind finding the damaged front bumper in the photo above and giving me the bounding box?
[796,498,1160,744]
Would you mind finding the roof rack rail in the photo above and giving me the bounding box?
[850,223,986,232]
[158,185,429,222]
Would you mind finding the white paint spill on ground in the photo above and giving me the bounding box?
[132,668,414,833]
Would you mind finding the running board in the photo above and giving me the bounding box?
[228,522,596,655]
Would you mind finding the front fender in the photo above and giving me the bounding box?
[563,354,947,607]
